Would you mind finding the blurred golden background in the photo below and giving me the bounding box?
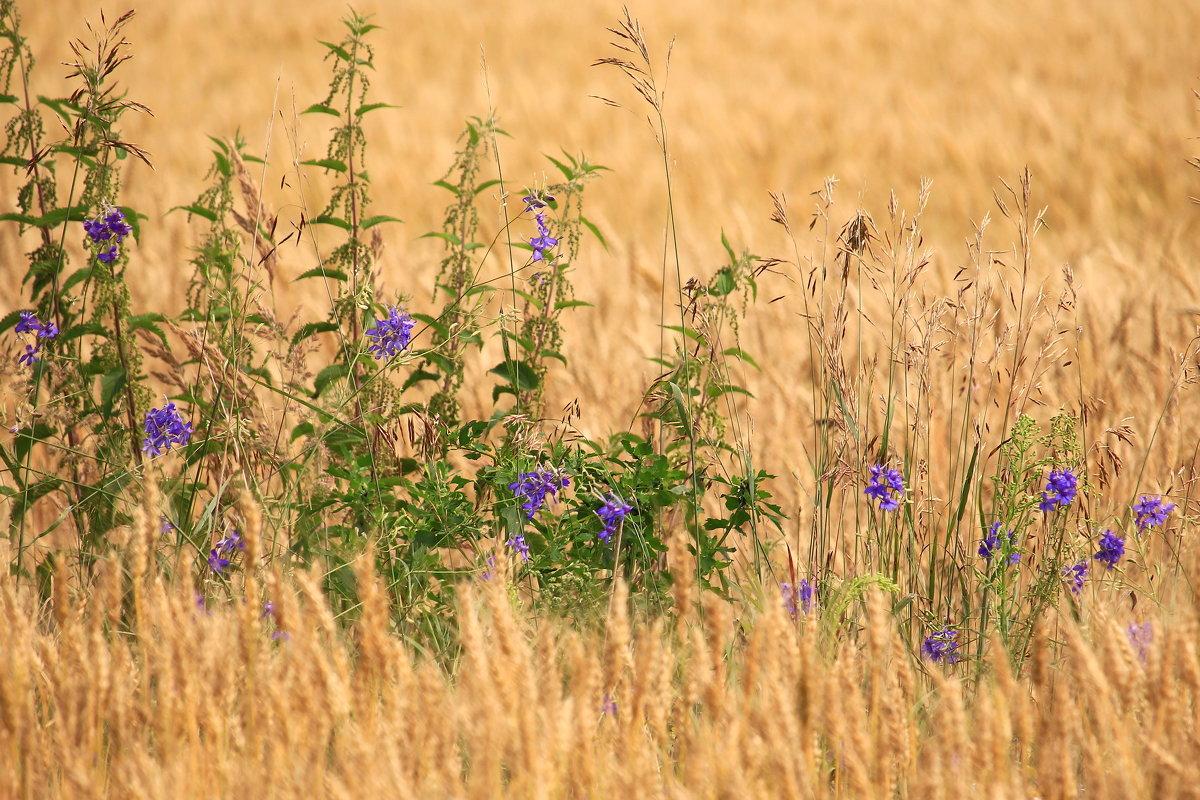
[6,0,1200,509]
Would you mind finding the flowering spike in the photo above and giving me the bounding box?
[365,306,415,360]
[864,463,905,511]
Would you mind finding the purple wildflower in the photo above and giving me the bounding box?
[84,206,132,265]
[1132,495,1175,533]
[207,530,244,574]
[160,514,176,534]
[365,306,415,360]
[521,193,553,213]
[601,693,617,717]
[508,469,570,519]
[1063,561,1088,594]
[18,344,40,366]
[481,555,497,581]
[921,627,961,664]
[864,463,905,511]
[978,521,1021,565]
[15,311,39,334]
[1038,468,1078,511]
[506,533,530,562]
[1127,622,1152,664]
[781,579,815,618]
[595,493,633,541]
[528,213,558,262]
[1093,529,1125,570]
[142,400,195,457]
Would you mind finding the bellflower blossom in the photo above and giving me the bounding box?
[509,469,570,519]
[1038,468,1078,511]
[1132,495,1175,533]
[921,628,961,664]
[596,493,633,542]
[1063,561,1088,594]
[528,213,558,262]
[365,307,415,360]
[521,192,553,213]
[1093,529,1125,570]
[978,522,1021,565]
[864,464,905,511]
[142,400,195,457]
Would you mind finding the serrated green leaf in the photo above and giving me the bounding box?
[300,102,343,116]
[99,368,126,418]
[307,214,351,230]
[355,102,401,116]
[361,214,402,229]
[489,360,539,392]
[168,203,218,222]
[318,41,352,61]
[314,364,349,397]
[302,158,348,173]
[295,266,349,282]
[292,321,339,346]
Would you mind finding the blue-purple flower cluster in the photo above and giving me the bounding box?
[207,530,244,574]
[509,469,571,519]
[1127,622,1152,664]
[528,213,558,262]
[14,310,58,366]
[1093,529,1125,570]
[864,464,905,511]
[365,307,415,360]
[921,627,961,664]
[1038,468,1078,511]
[506,533,530,562]
[1132,495,1175,533]
[1063,560,1088,594]
[142,400,194,457]
[595,493,633,542]
[84,206,133,264]
[978,522,1021,565]
[781,579,815,618]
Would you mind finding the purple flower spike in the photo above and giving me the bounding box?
[1063,561,1088,594]
[365,306,415,361]
[1038,468,1078,511]
[1093,530,1125,570]
[595,493,633,541]
[1132,495,1175,533]
[864,463,905,511]
[921,627,961,664]
[142,400,195,457]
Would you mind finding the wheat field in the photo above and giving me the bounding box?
[5,1,1200,796]
[9,0,1200,506]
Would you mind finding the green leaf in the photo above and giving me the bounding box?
[554,300,594,310]
[0,156,27,167]
[318,40,352,61]
[580,215,607,249]
[302,158,348,173]
[307,214,351,230]
[295,266,348,282]
[667,381,692,439]
[99,368,126,418]
[420,231,461,245]
[545,154,574,181]
[37,95,79,124]
[168,203,218,221]
[355,102,401,116]
[0,309,21,333]
[705,383,754,399]
[361,214,402,229]
[291,422,315,442]
[489,360,539,392]
[432,179,459,194]
[0,94,18,104]
[473,179,501,196]
[128,313,169,348]
[314,364,350,397]
[662,324,703,343]
[721,347,760,370]
[292,321,339,346]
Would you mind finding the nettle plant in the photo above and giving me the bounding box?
[0,7,785,642]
